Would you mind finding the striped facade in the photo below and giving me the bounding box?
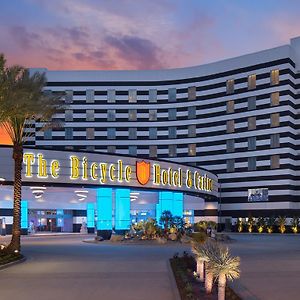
[27,37,300,223]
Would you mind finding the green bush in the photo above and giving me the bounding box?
[190,232,207,244]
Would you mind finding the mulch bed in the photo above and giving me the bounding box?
[0,253,23,266]
[170,253,242,300]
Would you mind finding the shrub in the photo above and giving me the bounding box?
[290,216,299,234]
[277,216,286,234]
[257,217,265,233]
[194,221,208,232]
[266,216,276,233]
[237,219,243,232]
[247,216,255,233]
[190,232,207,244]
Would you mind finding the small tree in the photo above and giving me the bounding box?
[256,217,265,233]
[290,216,299,234]
[159,210,173,232]
[277,216,286,234]
[209,245,240,300]
[266,216,276,233]
[0,54,63,253]
[237,218,243,233]
[247,216,255,233]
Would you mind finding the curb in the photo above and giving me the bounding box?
[229,281,260,300]
[167,260,181,300]
[0,256,27,271]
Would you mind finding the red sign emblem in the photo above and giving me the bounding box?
[136,160,151,185]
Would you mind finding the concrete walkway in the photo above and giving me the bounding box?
[0,235,186,300]
[227,234,300,300]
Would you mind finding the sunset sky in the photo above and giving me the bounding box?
[1,0,300,144]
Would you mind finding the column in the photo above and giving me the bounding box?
[115,189,131,232]
[56,209,64,232]
[96,188,112,239]
[21,200,28,235]
[86,203,95,234]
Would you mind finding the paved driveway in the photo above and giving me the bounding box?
[228,234,300,300]
[0,235,186,300]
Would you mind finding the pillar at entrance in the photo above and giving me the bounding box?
[21,200,28,235]
[86,203,95,233]
[115,189,130,232]
[96,188,112,239]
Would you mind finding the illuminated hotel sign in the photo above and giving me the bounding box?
[22,152,215,194]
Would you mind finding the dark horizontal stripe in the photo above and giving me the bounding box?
[0,209,13,216]
[194,209,218,217]
[72,210,87,217]
[46,58,294,87]
[221,209,300,218]
[220,195,298,203]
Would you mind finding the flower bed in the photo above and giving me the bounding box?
[0,253,23,266]
[170,253,242,300]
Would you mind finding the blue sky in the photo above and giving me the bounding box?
[0,0,300,70]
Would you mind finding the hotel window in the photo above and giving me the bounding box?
[188,86,196,100]
[226,100,234,113]
[226,159,235,172]
[86,89,94,103]
[65,109,73,122]
[128,109,137,121]
[169,144,177,157]
[248,136,256,150]
[248,157,256,171]
[271,113,280,127]
[248,74,256,90]
[107,128,116,140]
[107,109,116,121]
[188,144,196,156]
[248,96,256,110]
[65,90,73,103]
[226,120,235,133]
[226,139,235,153]
[270,69,279,85]
[107,145,116,153]
[86,128,94,140]
[168,88,176,102]
[271,154,280,169]
[107,89,116,103]
[65,128,73,140]
[188,106,196,119]
[248,116,256,130]
[129,127,137,139]
[271,134,280,148]
[168,108,176,121]
[129,146,137,156]
[149,109,157,121]
[44,128,52,140]
[86,109,95,121]
[149,145,157,158]
[169,127,177,139]
[226,79,234,94]
[149,127,157,139]
[149,89,157,103]
[128,89,137,103]
[271,92,279,106]
[188,124,196,138]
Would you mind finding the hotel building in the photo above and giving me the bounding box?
[1,37,300,234]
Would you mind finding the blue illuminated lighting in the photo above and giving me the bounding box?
[115,189,131,230]
[156,191,183,223]
[21,200,28,229]
[96,188,112,230]
[87,203,95,228]
[56,209,64,227]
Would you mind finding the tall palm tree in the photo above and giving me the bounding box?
[209,245,240,300]
[0,53,63,254]
[191,242,205,282]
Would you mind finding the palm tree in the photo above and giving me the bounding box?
[191,242,205,282]
[209,245,240,300]
[193,240,220,294]
[0,53,63,254]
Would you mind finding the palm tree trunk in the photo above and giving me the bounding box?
[218,273,226,300]
[6,144,23,253]
[197,258,204,282]
[205,269,213,294]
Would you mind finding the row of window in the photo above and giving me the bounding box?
[226,92,279,114]
[61,69,280,104]
[226,69,279,94]
[226,113,280,133]
[44,125,198,140]
[226,134,280,152]
[226,155,280,172]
